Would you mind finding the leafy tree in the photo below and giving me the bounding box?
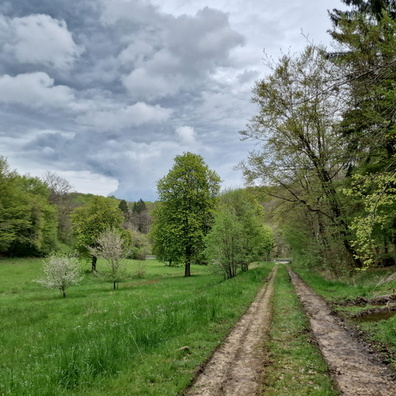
[153,152,221,276]
[205,189,273,278]
[71,196,124,272]
[240,46,359,269]
[12,175,59,256]
[204,206,244,279]
[89,228,129,289]
[0,157,31,253]
[220,189,273,270]
[328,3,396,266]
[35,253,82,298]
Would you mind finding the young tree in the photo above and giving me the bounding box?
[204,206,244,279]
[205,189,273,278]
[153,152,221,276]
[71,196,124,272]
[36,254,82,298]
[89,228,130,289]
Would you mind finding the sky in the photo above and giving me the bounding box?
[0,0,343,201]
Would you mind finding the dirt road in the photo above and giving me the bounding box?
[183,265,396,395]
[289,268,396,396]
[184,267,277,396]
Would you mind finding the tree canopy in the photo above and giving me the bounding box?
[152,152,221,276]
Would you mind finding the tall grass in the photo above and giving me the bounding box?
[0,258,272,395]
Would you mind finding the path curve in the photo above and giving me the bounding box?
[289,268,396,396]
[184,266,277,396]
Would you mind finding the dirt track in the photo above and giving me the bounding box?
[289,268,396,396]
[185,267,277,396]
[183,265,396,395]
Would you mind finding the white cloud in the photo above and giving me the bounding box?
[175,126,198,145]
[77,102,172,130]
[55,170,119,196]
[0,14,83,70]
[0,72,75,107]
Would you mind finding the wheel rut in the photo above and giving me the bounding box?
[184,266,277,396]
[289,268,396,396]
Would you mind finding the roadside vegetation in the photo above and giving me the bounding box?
[0,257,272,395]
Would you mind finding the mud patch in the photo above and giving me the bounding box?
[289,268,396,395]
[338,294,396,307]
[352,307,396,323]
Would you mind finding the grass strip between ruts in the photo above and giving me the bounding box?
[261,265,338,396]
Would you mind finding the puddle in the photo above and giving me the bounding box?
[353,310,396,323]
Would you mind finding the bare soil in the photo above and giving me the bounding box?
[289,268,396,396]
[184,267,277,396]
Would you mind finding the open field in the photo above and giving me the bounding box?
[0,258,272,395]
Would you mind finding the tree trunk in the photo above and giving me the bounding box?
[91,255,97,272]
[185,258,191,277]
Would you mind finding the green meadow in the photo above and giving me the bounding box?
[0,258,272,395]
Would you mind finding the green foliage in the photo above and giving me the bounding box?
[344,172,396,267]
[0,157,59,256]
[71,196,124,270]
[152,152,221,276]
[205,205,245,279]
[205,189,273,278]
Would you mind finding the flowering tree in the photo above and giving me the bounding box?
[89,228,130,289]
[36,254,82,298]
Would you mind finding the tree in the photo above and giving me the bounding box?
[0,157,31,253]
[328,3,396,266]
[43,171,76,245]
[204,189,273,278]
[71,196,124,272]
[89,228,130,289]
[35,253,82,298]
[240,46,360,269]
[153,152,221,276]
[131,199,151,234]
[204,206,244,279]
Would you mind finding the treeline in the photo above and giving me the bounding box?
[0,156,152,259]
[240,0,396,272]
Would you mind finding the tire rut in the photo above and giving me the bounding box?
[184,266,277,396]
[289,268,396,396]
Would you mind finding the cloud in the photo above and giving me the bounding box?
[175,126,198,146]
[0,14,83,70]
[117,6,245,99]
[77,102,173,131]
[0,72,75,107]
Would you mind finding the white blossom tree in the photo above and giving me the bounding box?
[36,254,82,298]
[89,228,130,289]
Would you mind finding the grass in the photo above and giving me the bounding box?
[294,264,396,371]
[0,257,272,395]
[262,265,337,396]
